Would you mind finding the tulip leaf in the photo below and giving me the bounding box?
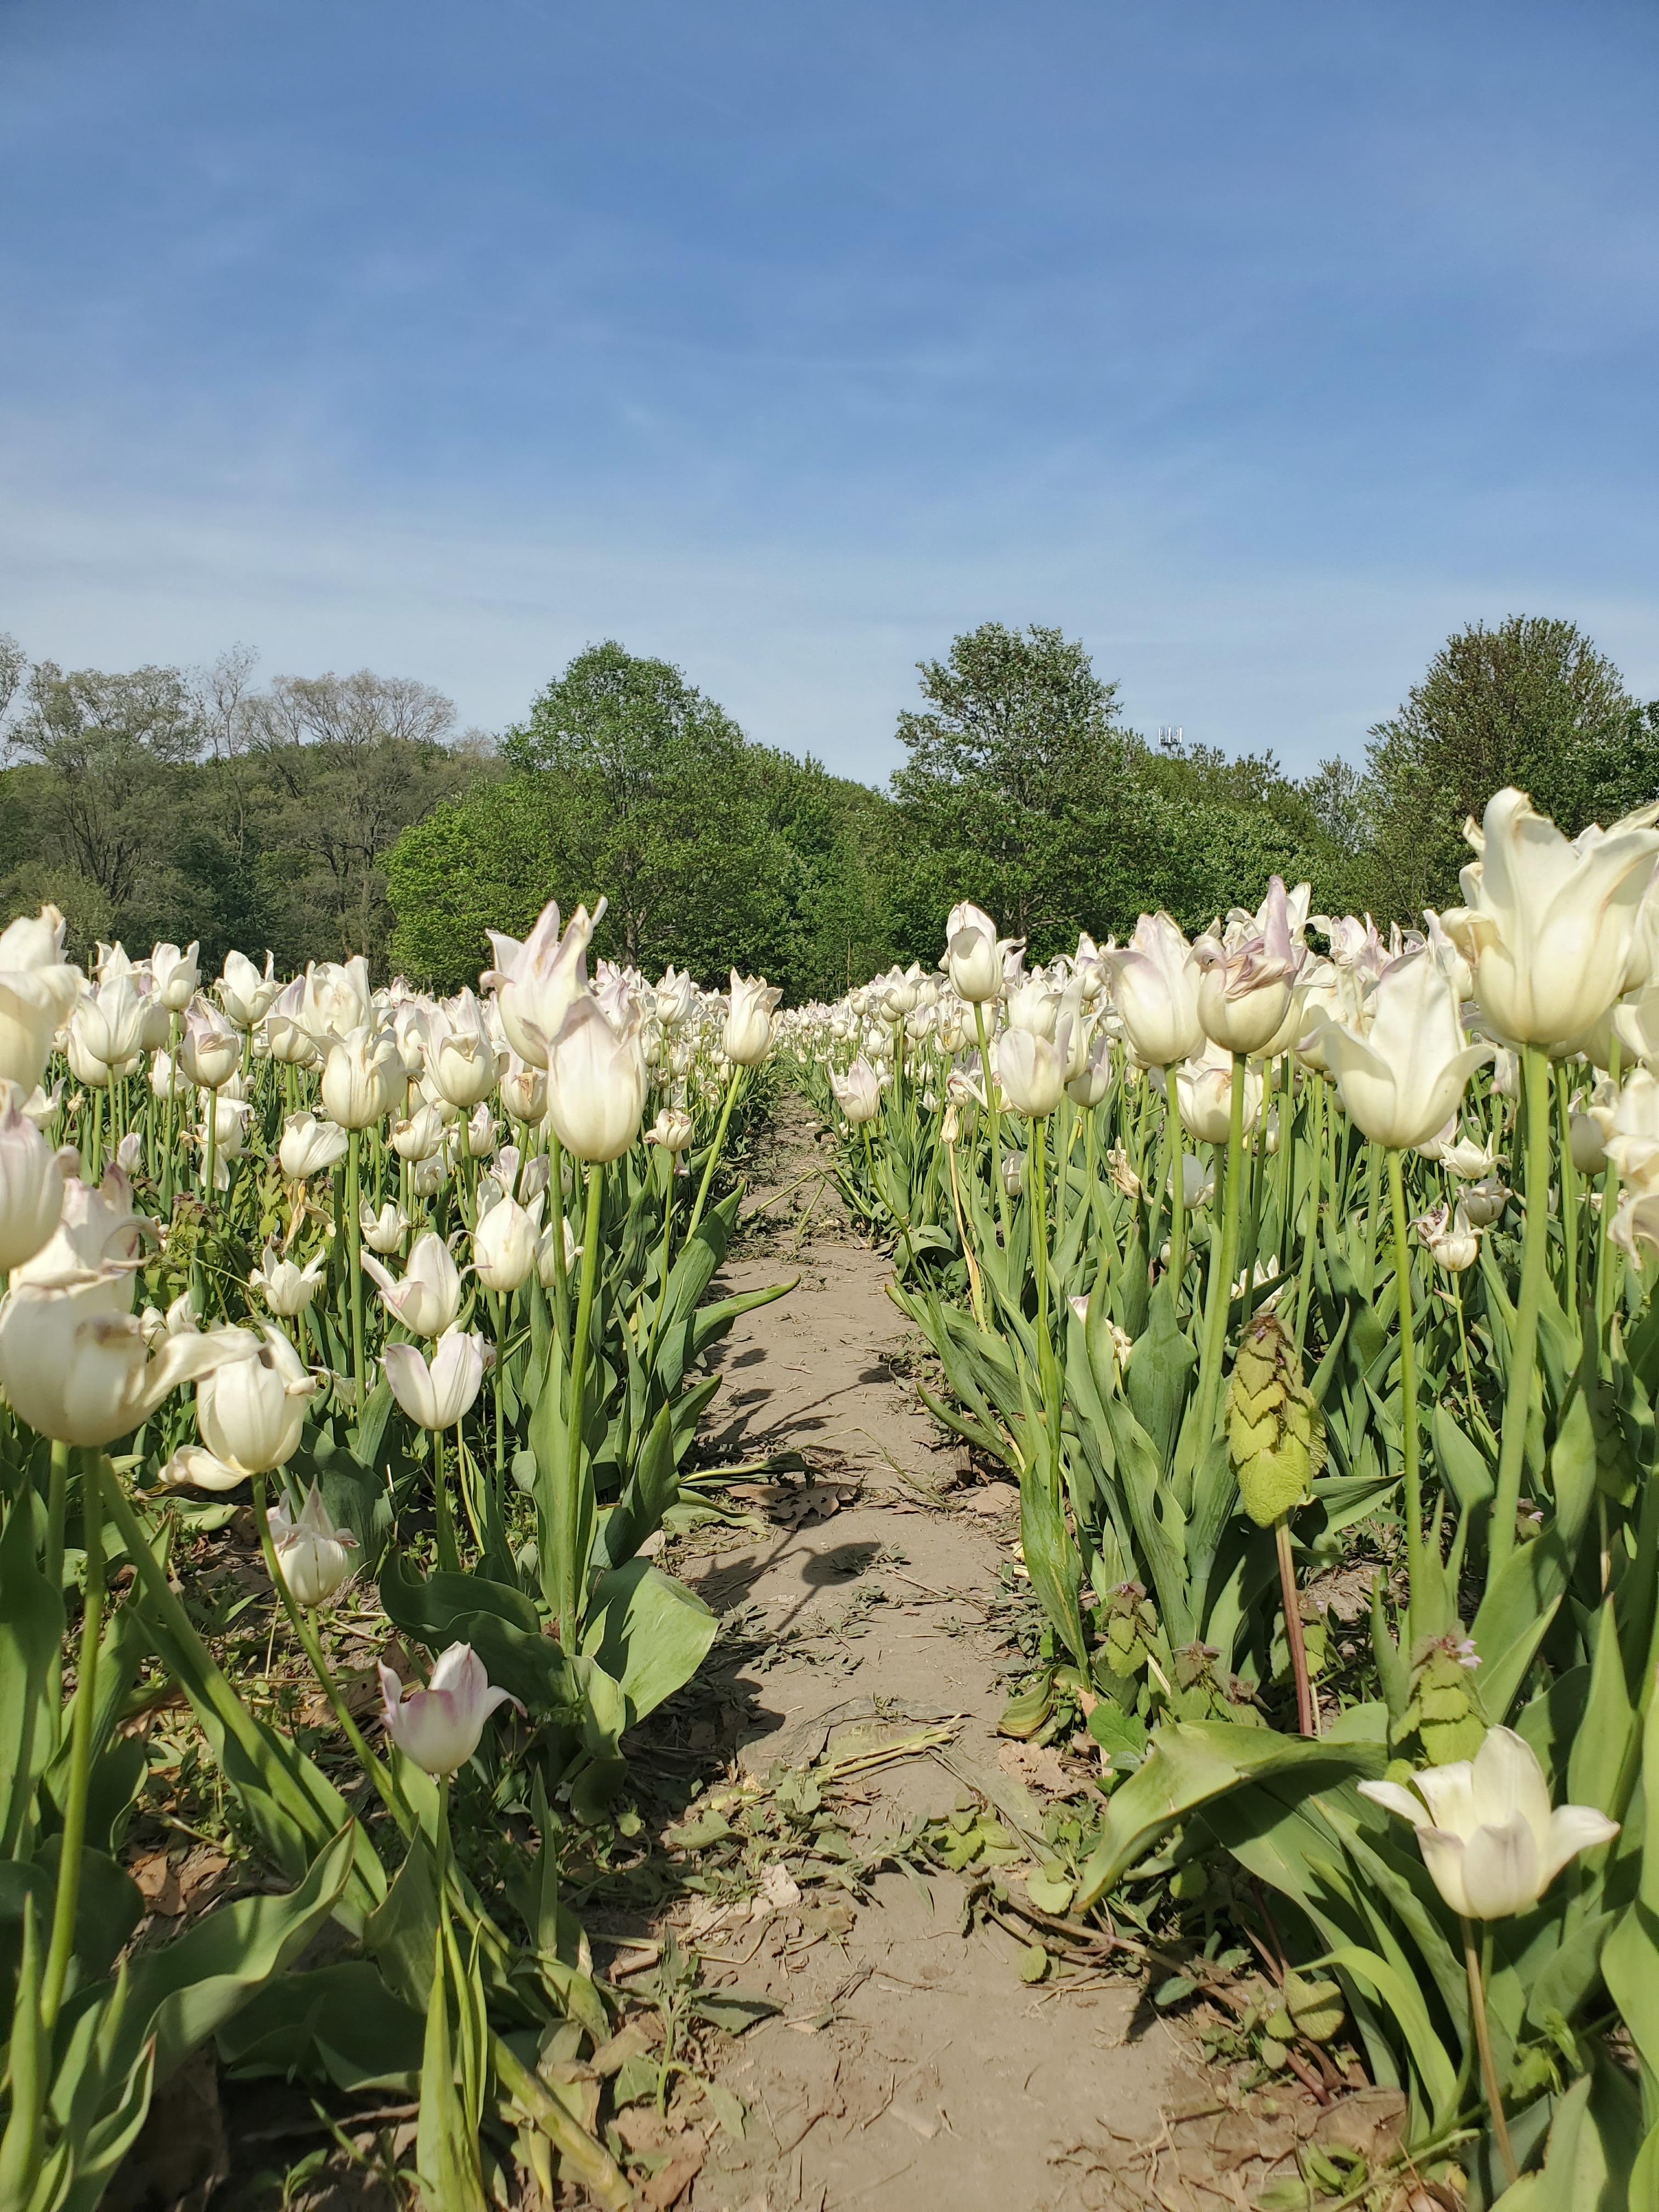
[1567,1598,1634,1820]
[0,1481,65,1858]
[581,1558,716,1722]
[1432,1403,1494,1511]
[217,1959,426,2094]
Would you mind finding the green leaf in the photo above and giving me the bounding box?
[216,1960,426,2095]
[1433,1403,1494,1510]
[1566,1599,1634,1821]
[581,1559,717,1723]
[0,1482,65,1858]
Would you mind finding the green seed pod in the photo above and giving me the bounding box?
[1228,1312,1327,1527]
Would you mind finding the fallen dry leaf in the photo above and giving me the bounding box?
[998,1739,1088,1798]
[131,1852,184,1916]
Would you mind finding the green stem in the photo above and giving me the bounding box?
[1196,1055,1248,1443]
[1029,1116,1061,1485]
[1598,1039,1622,1342]
[1492,1045,1553,1579]
[1294,1075,1323,1360]
[162,1011,179,1211]
[1387,1148,1426,1605]
[1556,1064,1577,1319]
[558,1164,606,1647]
[433,1425,458,1575]
[684,1064,743,1252]
[1163,1067,1187,1293]
[41,1448,103,2027]
[974,1002,1013,1249]
[545,1133,572,1357]
[345,1131,366,1406]
[45,1439,69,1593]
[1462,1917,1518,2188]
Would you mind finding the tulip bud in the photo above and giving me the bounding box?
[0,1095,72,1272]
[378,1641,522,1776]
[1227,1312,1327,1527]
[1570,1110,1607,1177]
[268,1482,358,1607]
[1000,1150,1025,1198]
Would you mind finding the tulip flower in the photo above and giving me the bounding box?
[499,1056,548,1125]
[13,1163,149,1302]
[218,949,280,1028]
[1570,1109,1607,1176]
[420,987,500,1111]
[267,1482,358,1608]
[1192,878,1306,1057]
[1360,1728,1617,1921]
[1100,912,1206,1070]
[483,899,606,1069]
[1414,1200,1482,1273]
[249,1241,328,1317]
[0,1293,257,1449]
[150,941,200,1013]
[389,1102,446,1163]
[996,1022,1071,1119]
[298,957,374,1048]
[1004,978,1062,1040]
[0,907,82,1092]
[1000,1151,1025,1198]
[465,1102,496,1157]
[382,1326,486,1430]
[379,1641,522,1777]
[265,977,320,1067]
[1305,951,1493,1152]
[646,1106,696,1152]
[184,1324,315,1481]
[653,966,698,1028]
[71,973,149,1081]
[1440,788,1659,1048]
[725,972,783,1066]
[944,902,1022,1004]
[1175,1043,1263,1146]
[1600,1066,1659,1193]
[362,1231,462,1338]
[279,1111,349,1182]
[830,1059,883,1125]
[139,1291,198,1347]
[178,997,243,1090]
[1065,1027,1112,1108]
[545,996,648,1163]
[0,1095,73,1272]
[359,1200,410,1254]
[320,1025,403,1130]
[472,1189,544,1293]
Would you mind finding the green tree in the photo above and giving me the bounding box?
[1362,616,1652,919]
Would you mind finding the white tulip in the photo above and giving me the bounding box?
[218,949,280,1028]
[545,997,648,1163]
[267,1482,358,1607]
[830,1059,883,1126]
[249,1241,328,1317]
[0,1094,72,1272]
[362,1231,462,1338]
[1359,1726,1617,1920]
[1440,789,1659,1049]
[379,1641,521,1776]
[279,1111,349,1182]
[483,900,606,1069]
[535,1215,582,1288]
[1192,878,1305,1057]
[420,988,499,1111]
[150,941,200,1014]
[320,1026,403,1130]
[383,1326,485,1429]
[179,997,242,1090]
[1306,951,1492,1152]
[359,1200,411,1254]
[1100,912,1206,1071]
[0,908,81,1093]
[473,1189,544,1293]
[1414,1200,1482,1273]
[944,902,1020,1005]
[724,972,782,1066]
[997,1020,1071,1119]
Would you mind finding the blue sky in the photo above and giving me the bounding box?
[2,0,1655,783]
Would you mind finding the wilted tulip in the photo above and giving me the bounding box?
[249,1241,328,1317]
[267,1482,358,1607]
[830,1059,883,1125]
[1440,789,1659,1049]
[362,1231,462,1338]
[218,949,281,1028]
[647,1105,696,1152]
[320,1025,403,1130]
[150,941,200,1013]
[1001,1151,1025,1198]
[944,902,1020,1005]
[0,1096,72,1272]
[483,900,606,1069]
[1193,879,1305,1058]
[1460,1174,1511,1228]
[1414,1201,1481,1273]
[359,1200,410,1254]
[1306,951,1492,1152]
[1359,1728,1617,1920]
[473,1189,544,1293]
[279,1111,349,1182]
[725,972,783,1066]
[379,1641,522,1776]
[545,997,648,1163]
[996,1023,1071,1118]
[382,1325,485,1429]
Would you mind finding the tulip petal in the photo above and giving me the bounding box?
[1538,1804,1620,1889]
[1412,1760,1480,1837]
[1414,1826,1475,1917]
[1356,1779,1430,1829]
[1459,1815,1541,1920]
[1470,1725,1553,1847]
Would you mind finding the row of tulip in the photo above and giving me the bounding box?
[797,788,1659,2200]
[0,895,791,2208]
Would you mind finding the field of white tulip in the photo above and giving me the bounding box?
[0,780,1656,2205]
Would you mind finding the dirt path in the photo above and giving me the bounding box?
[654,1099,1203,2212]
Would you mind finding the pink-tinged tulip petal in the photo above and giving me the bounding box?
[379,1641,523,1776]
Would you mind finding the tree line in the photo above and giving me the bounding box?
[2,614,1654,1000]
